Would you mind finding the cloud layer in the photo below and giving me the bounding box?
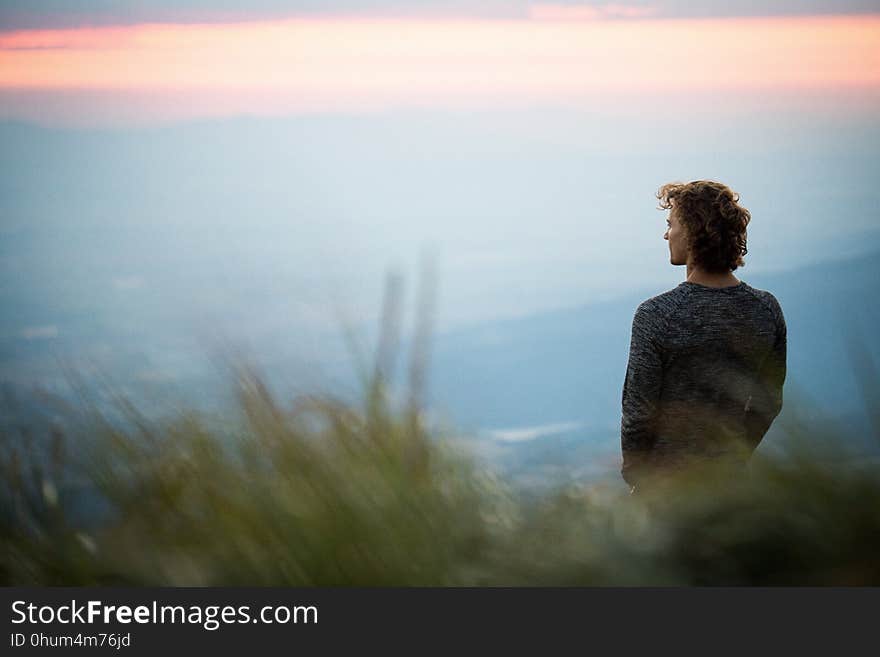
[2,14,878,124]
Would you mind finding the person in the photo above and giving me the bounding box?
[620,180,787,494]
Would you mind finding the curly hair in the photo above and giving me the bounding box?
[657,180,751,273]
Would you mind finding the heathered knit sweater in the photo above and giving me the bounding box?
[620,280,786,487]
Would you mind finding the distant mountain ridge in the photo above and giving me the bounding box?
[422,248,880,491]
[428,248,880,433]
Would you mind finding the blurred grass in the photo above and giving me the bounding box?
[2,266,879,586]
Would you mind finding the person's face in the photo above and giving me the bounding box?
[664,205,689,266]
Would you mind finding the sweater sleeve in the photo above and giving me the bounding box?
[621,302,665,487]
[744,301,787,450]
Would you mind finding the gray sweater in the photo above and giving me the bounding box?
[620,280,786,487]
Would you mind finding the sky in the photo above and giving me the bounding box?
[1,2,879,27]
[1,3,879,123]
[1,1,879,393]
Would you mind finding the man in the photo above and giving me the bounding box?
[620,180,786,493]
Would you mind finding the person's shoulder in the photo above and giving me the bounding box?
[635,285,689,318]
[739,282,785,322]
[632,285,689,330]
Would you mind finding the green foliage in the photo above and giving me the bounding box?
[3,365,880,586]
[2,369,509,586]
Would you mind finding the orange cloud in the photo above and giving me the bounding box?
[0,14,878,120]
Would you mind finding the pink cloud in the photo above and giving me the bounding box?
[0,14,877,124]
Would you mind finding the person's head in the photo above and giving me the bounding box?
[658,180,751,272]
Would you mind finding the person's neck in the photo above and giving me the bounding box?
[685,263,740,287]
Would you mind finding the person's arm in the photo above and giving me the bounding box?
[744,305,787,450]
[621,303,665,488]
